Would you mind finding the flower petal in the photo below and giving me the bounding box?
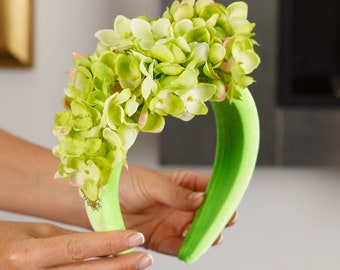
[152,18,171,39]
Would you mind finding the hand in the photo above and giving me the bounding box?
[119,165,238,256]
[0,221,153,270]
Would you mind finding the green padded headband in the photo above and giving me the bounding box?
[53,0,260,264]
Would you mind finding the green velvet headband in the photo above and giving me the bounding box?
[53,0,260,264]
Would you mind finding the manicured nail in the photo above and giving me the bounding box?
[212,233,224,246]
[125,232,145,248]
[187,192,205,201]
[182,224,191,237]
[137,254,153,269]
[215,234,223,245]
[227,211,238,227]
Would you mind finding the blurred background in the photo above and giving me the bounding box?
[0,0,339,269]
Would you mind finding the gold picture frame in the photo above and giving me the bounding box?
[0,0,32,67]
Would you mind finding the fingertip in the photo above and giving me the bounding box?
[187,191,205,204]
[227,211,238,227]
[213,234,224,246]
[181,224,191,238]
[136,253,154,269]
[125,232,145,249]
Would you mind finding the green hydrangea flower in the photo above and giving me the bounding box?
[53,0,260,206]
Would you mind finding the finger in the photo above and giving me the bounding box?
[164,170,210,192]
[155,235,184,256]
[226,211,238,227]
[212,234,224,246]
[149,176,205,211]
[32,230,145,268]
[49,252,153,270]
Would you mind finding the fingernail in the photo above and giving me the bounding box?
[182,224,191,237]
[214,234,224,246]
[125,232,145,248]
[227,211,238,227]
[137,254,153,269]
[187,192,205,201]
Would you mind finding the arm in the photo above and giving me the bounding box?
[0,129,90,228]
[0,222,152,269]
[0,130,153,269]
[0,129,236,257]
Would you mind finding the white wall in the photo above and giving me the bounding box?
[0,0,161,151]
[2,3,340,270]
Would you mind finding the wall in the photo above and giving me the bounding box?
[1,1,339,270]
[160,0,340,166]
[160,0,279,165]
[1,0,339,166]
[0,0,161,156]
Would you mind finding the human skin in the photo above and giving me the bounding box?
[0,129,236,269]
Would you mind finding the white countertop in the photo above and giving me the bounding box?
[1,166,339,270]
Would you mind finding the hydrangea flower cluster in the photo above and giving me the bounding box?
[53,0,260,205]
